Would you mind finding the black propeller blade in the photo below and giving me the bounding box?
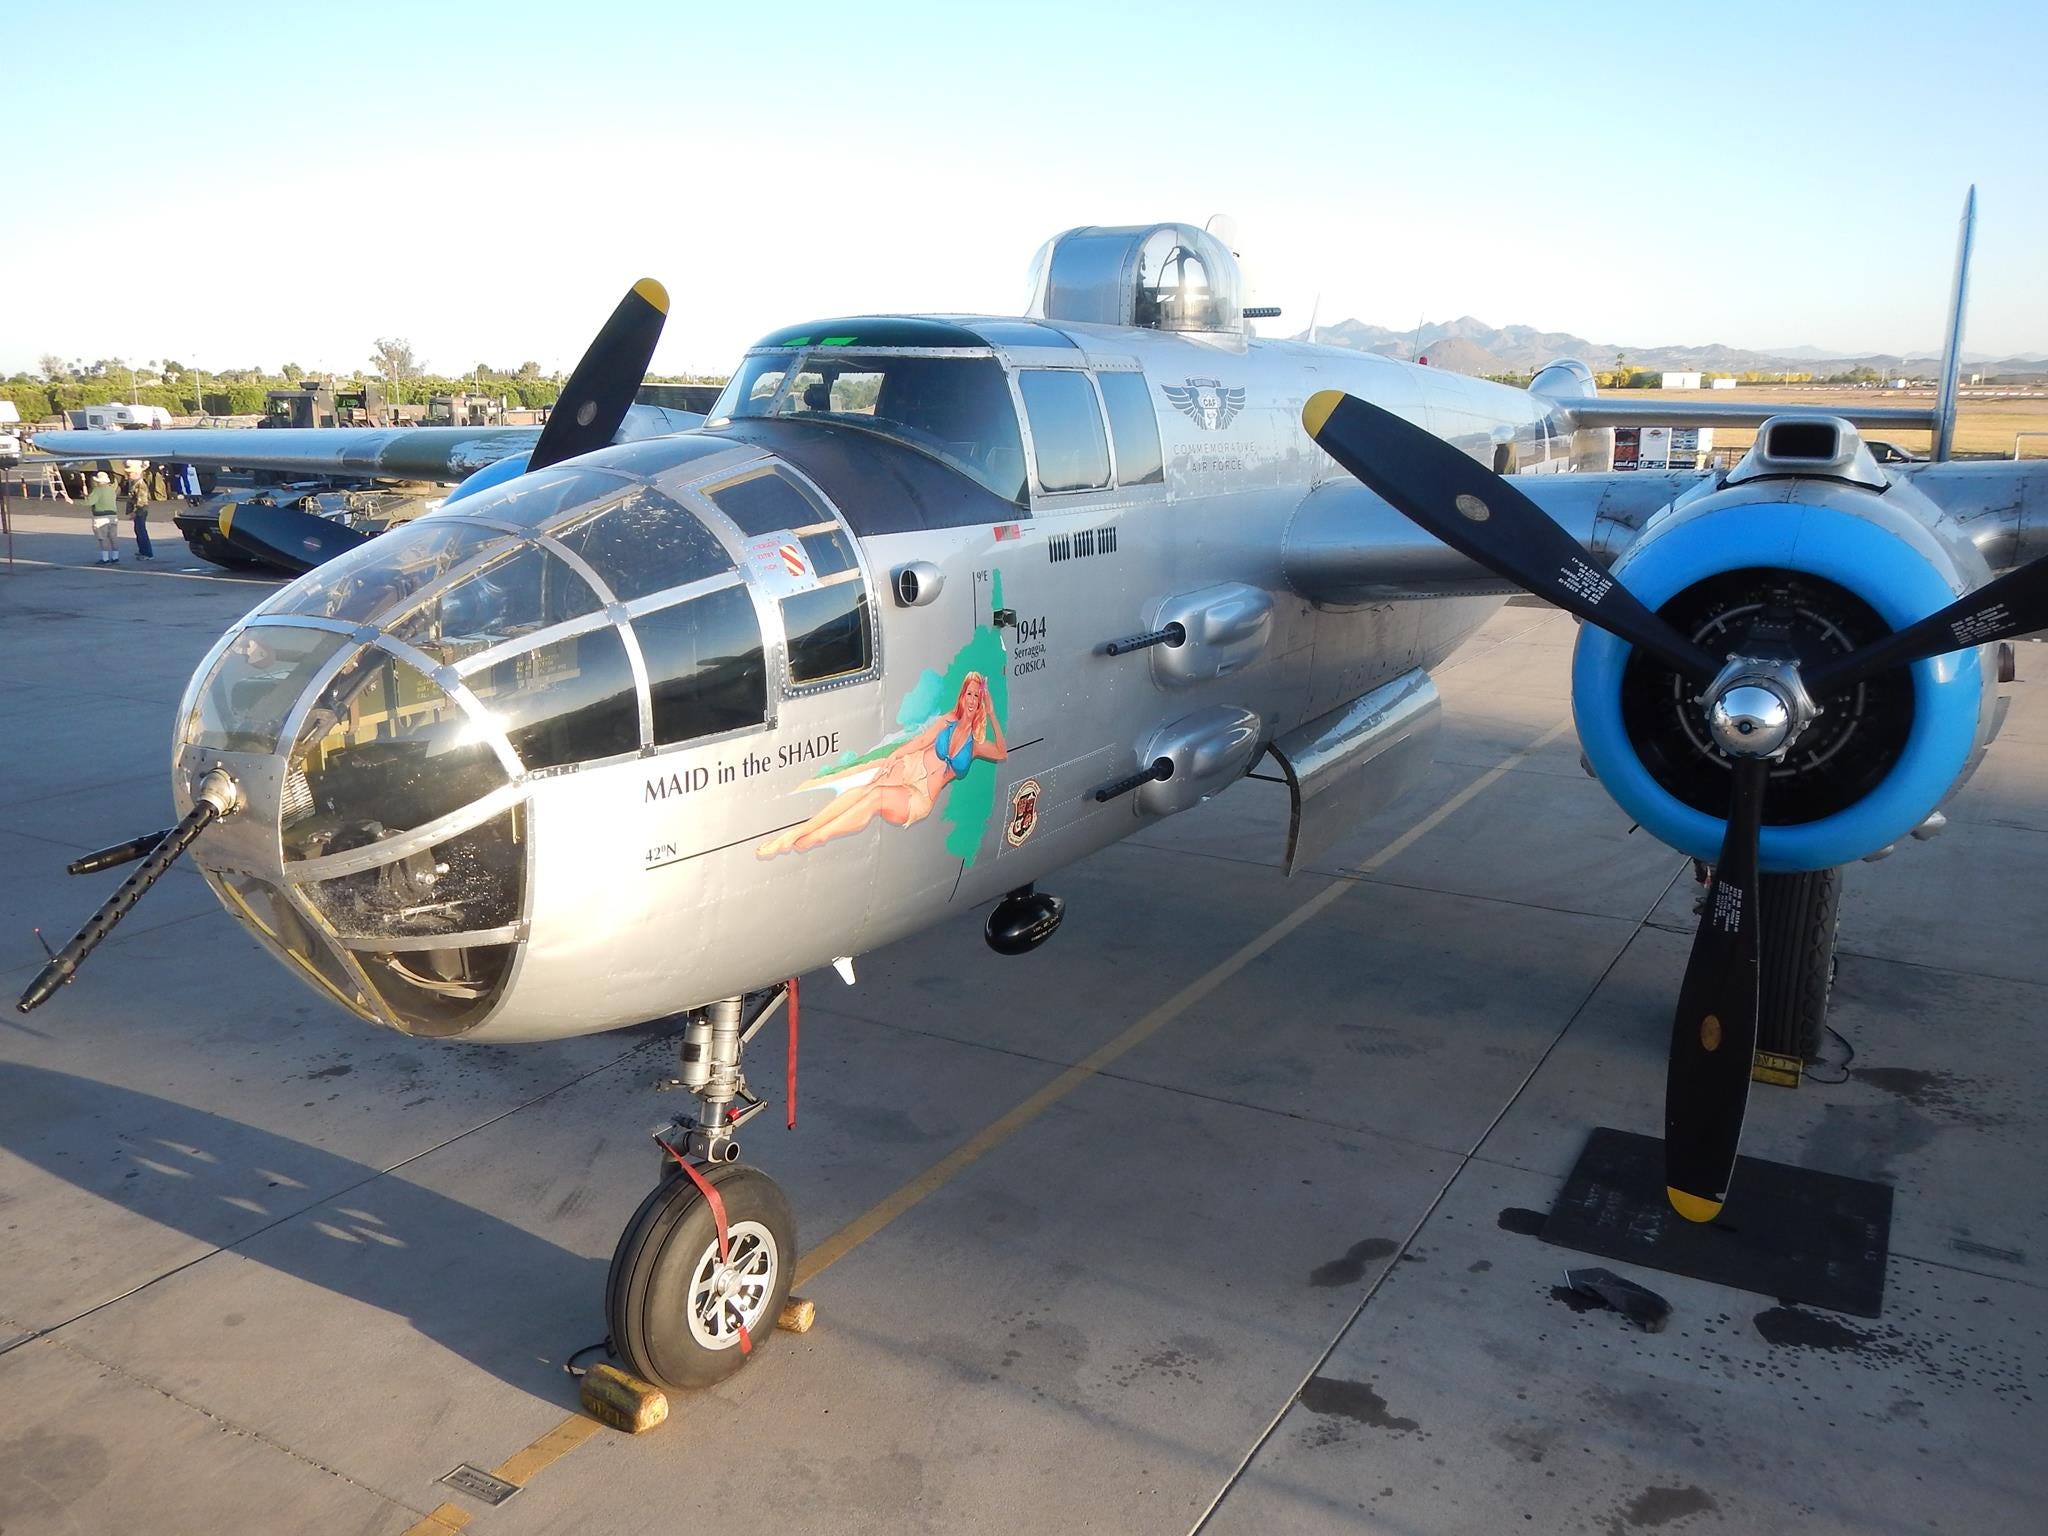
[1805,552,2048,696]
[1663,757,1768,1222]
[1300,389,1790,1223]
[1301,391,1722,684]
[528,278,670,472]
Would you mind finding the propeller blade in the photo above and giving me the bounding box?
[1663,756,1769,1222]
[528,278,669,472]
[217,500,369,576]
[1303,391,1721,683]
[1804,553,2048,696]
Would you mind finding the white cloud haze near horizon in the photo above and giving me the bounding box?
[5,0,2043,381]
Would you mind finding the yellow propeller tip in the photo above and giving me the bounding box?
[1301,389,1345,439]
[1665,1187,1722,1224]
[217,502,235,539]
[631,277,670,315]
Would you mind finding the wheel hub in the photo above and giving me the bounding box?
[685,1219,778,1349]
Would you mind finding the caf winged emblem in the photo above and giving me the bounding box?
[1162,377,1245,431]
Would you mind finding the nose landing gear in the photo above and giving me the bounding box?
[606,988,797,1390]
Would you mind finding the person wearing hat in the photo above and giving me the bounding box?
[87,471,121,564]
[122,462,156,560]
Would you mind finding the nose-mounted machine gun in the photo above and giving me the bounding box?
[18,767,242,1012]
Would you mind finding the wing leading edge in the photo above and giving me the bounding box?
[32,425,542,483]
[30,404,703,486]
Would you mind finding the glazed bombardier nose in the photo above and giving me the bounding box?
[173,432,841,1038]
[178,620,531,1037]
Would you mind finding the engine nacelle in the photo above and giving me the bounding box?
[1572,419,2001,872]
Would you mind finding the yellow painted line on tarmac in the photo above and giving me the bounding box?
[399,1502,471,1535]
[797,716,1572,1284]
[410,1415,603,1529]
[447,718,1570,1519]
[490,1414,603,1486]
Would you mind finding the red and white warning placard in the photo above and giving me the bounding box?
[742,530,818,597]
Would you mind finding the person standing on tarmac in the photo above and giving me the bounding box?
[124,464,156,560]
[87,471,121,564]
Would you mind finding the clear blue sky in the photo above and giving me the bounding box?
[7,0,2042,377]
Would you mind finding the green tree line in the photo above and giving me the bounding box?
[4,346,724,425]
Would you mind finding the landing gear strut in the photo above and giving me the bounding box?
[606,989,796,1390]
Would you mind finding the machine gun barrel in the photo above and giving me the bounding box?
[67,828,173,876]
[1092,758,1174,804]
[18,771,239,1013]
[1101,622,1185,657]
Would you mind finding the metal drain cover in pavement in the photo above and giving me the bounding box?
[441,1464,520,1506]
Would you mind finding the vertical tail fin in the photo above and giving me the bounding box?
[1932,186,1977,463]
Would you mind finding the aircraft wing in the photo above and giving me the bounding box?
[30,404,702,485]
[32,425,542,483]
[1561,397,1936,433]
[1285,459,2048,604]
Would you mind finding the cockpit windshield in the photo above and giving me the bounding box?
[711,351,1026,505]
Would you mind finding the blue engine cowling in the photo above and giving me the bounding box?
[1572,478,1998,873]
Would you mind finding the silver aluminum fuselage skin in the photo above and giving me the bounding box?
[175,323,1564,1042]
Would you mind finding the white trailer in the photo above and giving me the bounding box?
[73,403,174,430]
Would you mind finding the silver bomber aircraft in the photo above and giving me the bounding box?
[24,201,2048,1391]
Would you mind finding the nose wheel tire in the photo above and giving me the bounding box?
[1757,866,1842,1064]
[606,1162,795,1391]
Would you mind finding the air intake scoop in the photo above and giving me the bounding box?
[1726,414,1887,489]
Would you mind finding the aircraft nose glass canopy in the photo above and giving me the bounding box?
[178,443,832,1036]
[187,626,353,755]
[712,347,1027,505]
[280,644,511,863]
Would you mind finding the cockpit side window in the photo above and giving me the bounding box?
[784,581,871,686]
[1018,369,1111,494]
[707,468,824,539]
[712,351,1026,506]
[1096,372,1165,487]
[700,465,877,693]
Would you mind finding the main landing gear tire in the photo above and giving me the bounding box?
[1756,866,1842,1063]
[606,1162,795,1391]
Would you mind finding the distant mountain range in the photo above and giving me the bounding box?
[1290,315,2048,378]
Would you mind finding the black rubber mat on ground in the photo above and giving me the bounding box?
[1539,1127,1893,1317]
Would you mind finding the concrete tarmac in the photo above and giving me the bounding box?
[1,511,2043,1534]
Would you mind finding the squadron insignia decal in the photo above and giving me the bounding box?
[1162,377,1246,431]
[757,572,1012,864]
[1005,778,1043,847]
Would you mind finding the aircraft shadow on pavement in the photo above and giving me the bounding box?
[1,1062,606,1405]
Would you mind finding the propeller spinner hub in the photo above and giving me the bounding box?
[1701,655,1819,760]
[1707,685,1792,757]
